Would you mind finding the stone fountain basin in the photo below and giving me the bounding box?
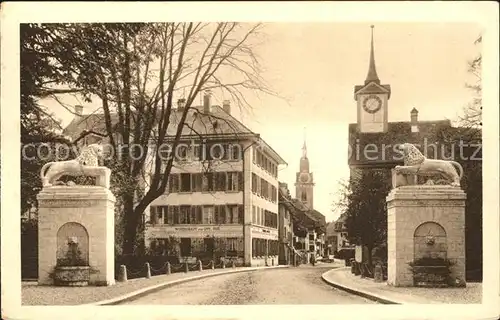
[412,265,449,287]
[54,266,90,287]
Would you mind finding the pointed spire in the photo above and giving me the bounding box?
[302,127,307,158]
[365,25,380,85]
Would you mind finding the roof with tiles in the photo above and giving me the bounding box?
[63,104,286,164]
[63,105,252,140]
[279,185,316,228]
[278,181,327,233]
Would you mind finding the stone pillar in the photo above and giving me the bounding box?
[37,185,116,286]
[386,185,466,287]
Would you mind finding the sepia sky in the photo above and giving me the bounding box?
[43,22,483,222]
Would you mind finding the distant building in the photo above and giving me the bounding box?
[63,93,287,267]
[278,182,298,265]
[325,222,337,256]
[293,139,327,259]
[331,213,354,257]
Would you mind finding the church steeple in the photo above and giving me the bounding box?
[365,25,380,85]
[302,127,307,159]
[295,126,314,209]
[300,128,309,172]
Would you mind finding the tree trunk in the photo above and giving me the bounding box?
[367,244,374,267]
[121,194,141,256]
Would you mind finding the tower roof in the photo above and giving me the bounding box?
[302,139,307,159]
[365,25,380,85]
[299,127,310,172]
[302,127,308,159]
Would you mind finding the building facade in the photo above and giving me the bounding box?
[144,100,287,267]
[325,222,336,257]
[278,182,296,265]
[331,213,354,258]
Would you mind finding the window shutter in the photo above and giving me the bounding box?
[173,206,180,224]
[238,172,244,192]
[215,205,221,224]
[196,206,202,223]
[238,205,244,224]
[166,176,171,194]
[150,206,157,224]
[170,174,179,193]
[193,173,202,192]
[215,172,226,191]
[225,205,231,224]
[167,206,174,225]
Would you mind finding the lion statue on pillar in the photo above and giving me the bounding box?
[394,143,463,187]
[40,143,110,188]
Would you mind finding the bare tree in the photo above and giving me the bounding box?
[331,178,350,219]
[58,23,276,255]
[460,36,482,135]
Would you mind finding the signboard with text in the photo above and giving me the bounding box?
[147,225,243,238]
[250,226,278,240]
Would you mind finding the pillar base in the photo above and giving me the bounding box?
[37,186,116,286]
[386,185,466,287]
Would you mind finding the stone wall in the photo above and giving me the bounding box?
[387,185,466,287]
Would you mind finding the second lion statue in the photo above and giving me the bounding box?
[394,143,463,187]
[40,143,105,187]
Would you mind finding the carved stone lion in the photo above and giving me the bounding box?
[394,143,463,187]
[40,143,105,187]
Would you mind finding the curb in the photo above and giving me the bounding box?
[88,265,289,306]
[321,267,400,304]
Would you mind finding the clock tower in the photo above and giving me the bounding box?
[354,25,391,133]
[295,136,314,209]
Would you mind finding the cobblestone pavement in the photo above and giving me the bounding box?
[123,264,376,305]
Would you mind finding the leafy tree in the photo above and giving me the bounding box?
[343,169,391,265]
[20,23,82,214]
[24,23,275,256]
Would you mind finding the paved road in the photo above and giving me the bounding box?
[124,264,375,305]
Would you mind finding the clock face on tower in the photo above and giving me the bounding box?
[299,173,311,183]
[362,95,382,114]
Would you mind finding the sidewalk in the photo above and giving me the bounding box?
[22,265,288,306]
[322,267,482,304]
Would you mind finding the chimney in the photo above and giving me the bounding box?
[222,100,231,114]
[203,91,211,113]
[177,98,186,112]
[75,105,83,116]
[410,107,419,132]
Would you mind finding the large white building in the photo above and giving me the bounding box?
[144,96,286,267]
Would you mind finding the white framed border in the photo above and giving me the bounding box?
[1,2,499,320]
